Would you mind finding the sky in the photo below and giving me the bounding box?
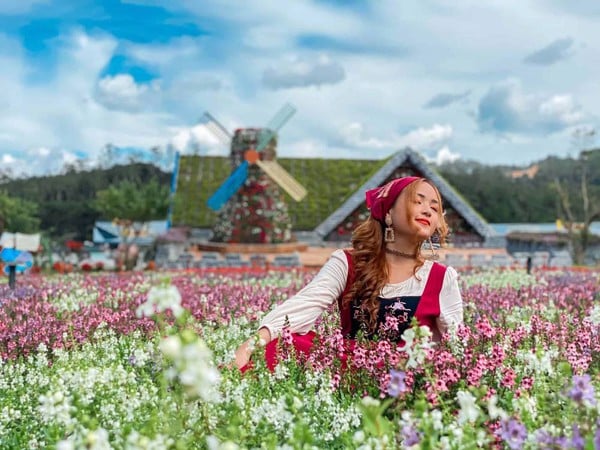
[1,0,600,176]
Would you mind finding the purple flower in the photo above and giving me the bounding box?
[534,429,555,449]
[401,424,421,447]
[387,369,408,397]
[571,425,585,450]
[568,374,597,405]
[498,419,527,450]
[594,422,600,450]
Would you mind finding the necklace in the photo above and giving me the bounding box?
[385,247,417,259]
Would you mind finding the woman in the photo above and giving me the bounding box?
[235,176,463,370]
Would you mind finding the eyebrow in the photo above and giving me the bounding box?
[417,193,439,204]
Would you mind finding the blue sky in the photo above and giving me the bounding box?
[1,0,600,176]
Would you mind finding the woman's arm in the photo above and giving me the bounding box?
[234,249,349,369]
[436,266,463,335]
[259,249,349,339]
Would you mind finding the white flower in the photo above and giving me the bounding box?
[586,305,600,326]
[136,284,184,318]
[487,395,507,420]
[430,409,444,430]
[159,336,182,359]
[401,326,434,369]
[456,390,480,424]
[353,430,366,444]
[161,336,221,402]
[56,441,75,450]
[361,396,380,407]
[85,428,111,450]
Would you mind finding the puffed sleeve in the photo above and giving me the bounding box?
[259,249,349,339]
[436,265,463,334]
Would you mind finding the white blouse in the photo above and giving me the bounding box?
[260,249,463,339]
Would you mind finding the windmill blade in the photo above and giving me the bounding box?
[201,112,232,145]
[207,161,249,211]
[255,160,307,202]
[256,103,297,151]
[265,102,296,131]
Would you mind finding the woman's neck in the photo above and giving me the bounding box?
[385,239,418,259]
[384,247,417,259]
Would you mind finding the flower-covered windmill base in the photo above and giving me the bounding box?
[211,170,294,244]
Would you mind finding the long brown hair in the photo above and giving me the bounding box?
[342,179,449,333]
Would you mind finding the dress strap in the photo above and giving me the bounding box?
[413,261,447,340]
[422,261,447,300]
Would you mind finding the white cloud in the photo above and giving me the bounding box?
[0,29,178,176]
[124,36,204,68]
[539,95,584,125]
[262,54,345,89]
[95,74,161,112]
[339,123,453,152]
[169,123,227,155]
[425,146,461,165]
[2,154,16,164]
[281,138,325,158]
[398,125,454,150]
[477,79,586,135]
[34,147,51,157]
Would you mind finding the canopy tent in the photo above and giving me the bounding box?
[92,221,168,246]
[0,232,41,252]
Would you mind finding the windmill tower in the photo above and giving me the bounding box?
[203,103,307,244]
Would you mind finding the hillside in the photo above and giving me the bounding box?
[437,149,600,222]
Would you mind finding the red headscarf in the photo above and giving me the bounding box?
[365,176,421,221]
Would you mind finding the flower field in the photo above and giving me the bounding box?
[0,267,599,449]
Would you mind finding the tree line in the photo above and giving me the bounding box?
[0,163,170,240]
[0,150,598,242]
[437,150,600,223]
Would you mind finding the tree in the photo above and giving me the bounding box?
[0,191,40,234]
[554,148,600,265]
[94,179,170,270]
[94,179,170,222]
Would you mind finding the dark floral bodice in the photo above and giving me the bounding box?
[349,296,421,342]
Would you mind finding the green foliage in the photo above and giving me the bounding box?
[0,190,40,233]
[1,164,170,239]
[94,179,169,222]
[438,149,600,222]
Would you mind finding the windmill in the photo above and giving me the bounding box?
[202,103,308,244]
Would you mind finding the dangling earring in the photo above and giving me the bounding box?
[384,214,395,242]
[428,237,439,260]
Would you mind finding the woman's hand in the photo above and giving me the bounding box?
[234,340,252,369]
[234,327,272,369]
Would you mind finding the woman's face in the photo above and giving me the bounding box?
[389,181,441,241]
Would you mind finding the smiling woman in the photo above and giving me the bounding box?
[235,176,463,371]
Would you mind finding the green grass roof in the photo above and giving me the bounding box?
[172,156,387,230]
